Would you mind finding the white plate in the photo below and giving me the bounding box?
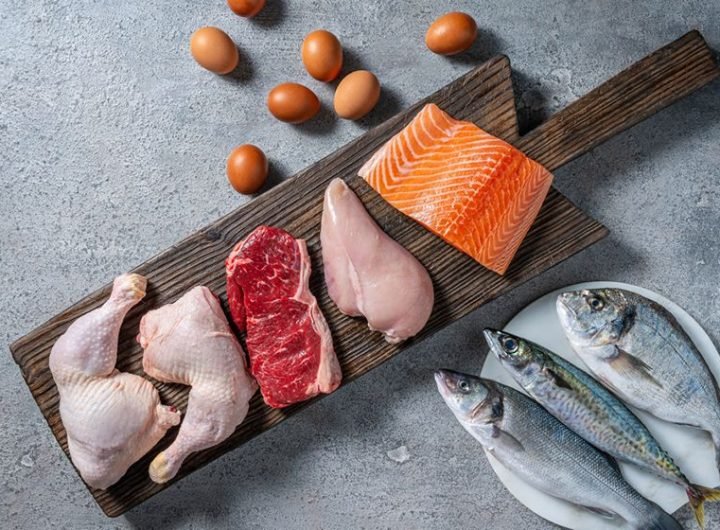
[480,282,720,530]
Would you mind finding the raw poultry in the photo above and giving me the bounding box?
[49,274,181,490]
[138,286,257,483]
[321,178,434,343]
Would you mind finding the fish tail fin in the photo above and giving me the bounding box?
[687,484,720,529]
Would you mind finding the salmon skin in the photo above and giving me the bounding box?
[359,103,554,275]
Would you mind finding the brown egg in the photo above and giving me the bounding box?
[425,12,478,55]
[333,70,381,120]
[227,0,265,17]
[301,30,343,82]
[267,83,321,124]
[227,144,268,194]
[190,27,239,74]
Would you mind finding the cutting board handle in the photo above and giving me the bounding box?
[517,30,719,171]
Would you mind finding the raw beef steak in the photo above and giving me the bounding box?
[226,225,342,408]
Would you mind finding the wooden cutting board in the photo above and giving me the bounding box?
[10,31,718,517]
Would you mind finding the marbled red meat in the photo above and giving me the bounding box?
[225,225,341,408]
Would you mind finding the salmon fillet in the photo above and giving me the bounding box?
[359,103,554,275]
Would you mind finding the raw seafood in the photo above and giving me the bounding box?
[434,370,681,530]
[320,178,434,343]
[139,286,257,483]
[557,288,720,469]
[226,225,342,408]
[359,103,554,274]
[485,328,720,528]
[49,274,181,489]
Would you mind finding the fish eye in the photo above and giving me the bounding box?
[502,337,518,354]
[458,380,470,393]
[588,296,604,311]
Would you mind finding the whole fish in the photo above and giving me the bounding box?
[557,288,720,467]
[434,370,681,530]
[484,328,720,528]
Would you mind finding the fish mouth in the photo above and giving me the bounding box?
[556,294,578,321]
[483,328,503,348]
[435,368,473,398]
[434,369,453,397]
[556,295,606,344]
[483,328,510,359]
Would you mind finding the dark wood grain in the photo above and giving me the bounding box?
[9,31,718,517]
[518,30,719,168]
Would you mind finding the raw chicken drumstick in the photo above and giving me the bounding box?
[139,286,257,483]
[49,273,181,490]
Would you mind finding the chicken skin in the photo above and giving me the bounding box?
[49,273,181,490]
[138,286,257,483]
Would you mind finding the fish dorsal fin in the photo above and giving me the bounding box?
[610,347,664,389]
[603,451,622,473]
[542,366,574,390]
[581,506,617,519]
[491,425,525,453]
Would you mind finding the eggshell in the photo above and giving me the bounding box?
[190,27,239,74]
[425,12,477,55]
[301,30,343,82]
[267,83,321,123]
[333,70,381,120]
[227,144,268,194]
[227,0,265,17]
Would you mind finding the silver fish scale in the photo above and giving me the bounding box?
[558,287,720,471]
[469,384,675,529]
[492,330,688,485]
[612,293,720,448]
[546,351,682,479]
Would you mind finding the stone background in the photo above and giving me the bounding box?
[1,1,719,528]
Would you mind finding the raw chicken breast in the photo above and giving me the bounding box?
[139,286,257,483]
[321,178,434,343]
[49,274,181,490]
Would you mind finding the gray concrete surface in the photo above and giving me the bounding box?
[2,1,719,528]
